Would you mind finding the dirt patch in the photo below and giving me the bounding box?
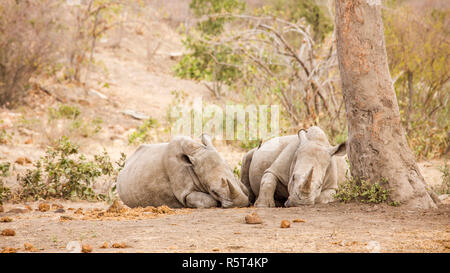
[0,201,448,253]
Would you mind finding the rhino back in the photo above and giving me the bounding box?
[117,143,183,208]
[249,135,298,196]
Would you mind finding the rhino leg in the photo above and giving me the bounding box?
[315,189,337,204]
[254,172,278,207]
[240,149,256,204]
[185,191,219,208]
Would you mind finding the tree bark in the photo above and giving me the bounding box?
[334,0,439,209]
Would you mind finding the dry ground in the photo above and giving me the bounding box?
[1,201,449,253]
[0,4,449,254]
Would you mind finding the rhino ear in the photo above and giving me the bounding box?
[329,141,347,156]
[297,129,308,143]
[180,137,204,156]
[180,154,194,166]
[201,134,215,149]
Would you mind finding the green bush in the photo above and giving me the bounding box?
[18,137,123,201]
[0,181,11,205]
[48,104,81,120]
[47,104,103,138]
[433,162,450,195]
[334,176,391,205]
[0,162,11,204]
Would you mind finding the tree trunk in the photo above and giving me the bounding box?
[334,0,439,209]
[406,70,413,133]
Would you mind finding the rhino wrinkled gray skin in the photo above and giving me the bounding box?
[117,134,249,208]
[241,126,348,207]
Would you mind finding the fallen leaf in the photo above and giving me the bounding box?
[15,157,32,165]
[74,208,83,215]
[293,218,306,223]
[52,204,64,210]
[59,215,74,221]
[112,242,127,248]
[1,247,17,253]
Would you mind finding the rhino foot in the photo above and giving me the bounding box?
[315,189,337,204]
[186,192,219,208]
[254,198,276,208]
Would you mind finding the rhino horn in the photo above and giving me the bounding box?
[302,167,314,193]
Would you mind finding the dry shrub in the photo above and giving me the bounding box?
[0,0,62,107]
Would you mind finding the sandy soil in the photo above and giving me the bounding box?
[1,201,449,253]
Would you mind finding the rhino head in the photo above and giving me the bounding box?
[178,134,249,208]
[285,127,346,207]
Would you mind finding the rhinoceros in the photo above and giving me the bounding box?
[117,134,249,208]
[241,126,348,207]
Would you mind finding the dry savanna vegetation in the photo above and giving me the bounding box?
[0,0,449,253]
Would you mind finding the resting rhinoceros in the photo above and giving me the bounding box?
[117,134,249,208]
[241,126,348,207]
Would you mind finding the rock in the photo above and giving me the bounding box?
[54,208,65,213]
[100,242,109,249]
[38,203,50,212]
[66,241,82,253]
[366,240,381,253]
[169,52,183,60]
[245,212,262,224]
[89,89,108,100]
[121,109,149,120]
[280,220,291,228]
[6,208,28,214]
[24,138,33,144]
[82,244,93,253]
[1,229,16,236]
